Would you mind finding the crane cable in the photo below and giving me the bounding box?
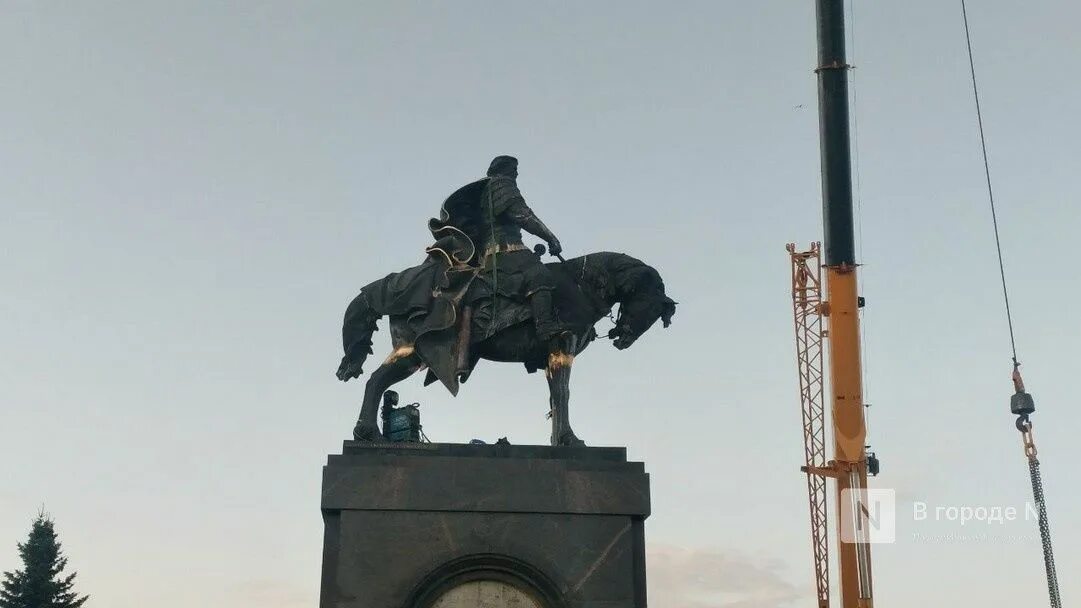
[960,3,1062,607]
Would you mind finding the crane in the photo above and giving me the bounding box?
[790,4,1067,607]
[788,2,874,607]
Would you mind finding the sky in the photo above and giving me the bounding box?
[1,1,1079,607]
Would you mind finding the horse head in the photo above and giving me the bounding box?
[604,256,677,350]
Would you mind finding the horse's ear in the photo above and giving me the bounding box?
[661,296,677,328]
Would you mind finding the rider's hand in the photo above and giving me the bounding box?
[548,239,562,256]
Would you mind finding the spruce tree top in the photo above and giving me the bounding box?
[1,513,88,608]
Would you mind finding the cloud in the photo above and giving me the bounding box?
[647,544,804,608]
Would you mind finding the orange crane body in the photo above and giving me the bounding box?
[790,1,875,607]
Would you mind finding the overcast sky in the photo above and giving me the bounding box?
[2,2,1079,607]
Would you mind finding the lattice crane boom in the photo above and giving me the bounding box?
[788,242,830,608]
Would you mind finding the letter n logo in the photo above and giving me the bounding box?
[841,489,896,544]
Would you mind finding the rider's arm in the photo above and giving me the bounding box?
[489,175,563,255]
[506,198,562,256]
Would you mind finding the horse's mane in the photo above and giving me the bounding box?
[546,251,654,318]
[555,251,646,280]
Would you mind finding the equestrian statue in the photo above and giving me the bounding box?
[336,155,676,446]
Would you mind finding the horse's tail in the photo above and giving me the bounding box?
[335,289,382,381]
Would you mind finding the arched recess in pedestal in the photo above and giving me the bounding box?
[407,553,567,608]
[429,580,539,607]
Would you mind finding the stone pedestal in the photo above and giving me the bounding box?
[319,442,650,608]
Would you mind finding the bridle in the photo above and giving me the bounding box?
[574,254,626,341]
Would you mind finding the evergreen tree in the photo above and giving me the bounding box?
[0,513,88,608]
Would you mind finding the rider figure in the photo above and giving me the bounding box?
[475,155,567,341]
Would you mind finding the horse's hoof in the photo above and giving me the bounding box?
[553,431,586,447]
[353,423,383,442]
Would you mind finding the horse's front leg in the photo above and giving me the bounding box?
[354,345,422,441]
[546,334,584,447]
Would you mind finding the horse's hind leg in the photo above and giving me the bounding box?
[547,334,585,447]
[354,345,422,441]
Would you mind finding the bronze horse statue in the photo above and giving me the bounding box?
[336,249,675,446]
